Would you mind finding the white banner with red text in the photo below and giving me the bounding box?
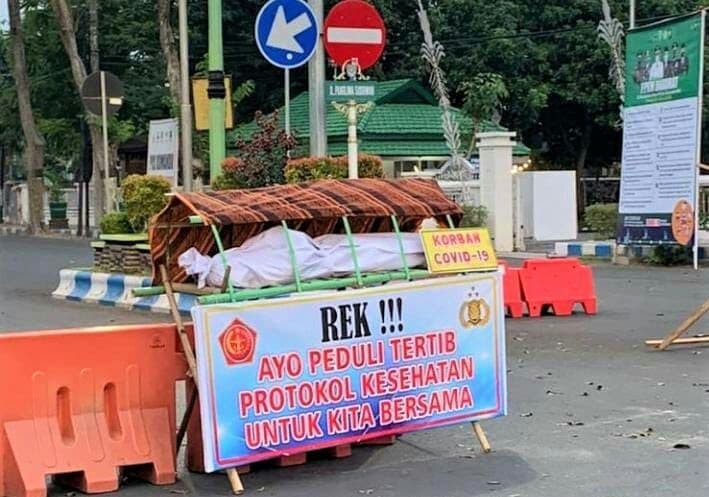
[192,272,507,472]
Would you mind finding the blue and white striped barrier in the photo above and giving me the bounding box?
[554,241,615,258]
[53,269,197,314]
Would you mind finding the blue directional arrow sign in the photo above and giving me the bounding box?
[255,0,319,69]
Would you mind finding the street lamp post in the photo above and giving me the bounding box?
[208,0,226,182]
[179,0,193,191]
[630,0,636,28]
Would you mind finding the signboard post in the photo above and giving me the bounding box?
[147,119,179,188]
[255,0,319,136]
[323,0,386,178]
[618,12,706,269]
[192,274,506,472]
[81,71,123,213]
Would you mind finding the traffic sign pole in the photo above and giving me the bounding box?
[323,0,387,179]
[346,100,357,178]
[285,69,291,136]
[256,0,319,143]
[208,0,226,182]
[100,71,112,213]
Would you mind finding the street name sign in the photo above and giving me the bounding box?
[326,81,376,102]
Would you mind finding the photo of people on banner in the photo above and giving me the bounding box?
[191,273,507,472]
[632,44,689,84]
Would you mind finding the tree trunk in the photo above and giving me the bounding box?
[575,123,593,217]
[89,0,99,72]
[157,0,182,107]
[8,0,46,234]
[50,0,105,227]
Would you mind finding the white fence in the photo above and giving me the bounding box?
[1,182,96,228]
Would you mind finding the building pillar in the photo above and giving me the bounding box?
[477,131,516,252]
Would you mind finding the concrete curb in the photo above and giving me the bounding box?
[1,224,99,239]
[554,241,614,258]
[52,269,197,314]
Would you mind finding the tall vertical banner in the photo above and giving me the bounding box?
[192,273,507,472]
[147,118,179,187]
[618,12,705,248]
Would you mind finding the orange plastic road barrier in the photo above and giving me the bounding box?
[499,261,525,318]
[0,323,185,497]
[518,258,597,318]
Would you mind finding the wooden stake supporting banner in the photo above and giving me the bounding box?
[645,335,709,347]
[176,387,197,450]
[160,265,244,495]
[646,299,709,350]
[472,422,491,453]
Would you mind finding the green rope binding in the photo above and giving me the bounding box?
[342,216,364,286]
[209,223,236,302]
[390,215,411,280]
[196,269,432,305]
[281,220,303,292]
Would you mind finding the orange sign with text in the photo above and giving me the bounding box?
[420,228,497,273]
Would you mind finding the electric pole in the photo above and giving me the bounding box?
[207,0,226,182]
[308,0,327,156]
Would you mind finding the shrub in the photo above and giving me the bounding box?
[700,212,709,230]
[460,205,488,228]
[584,203,618,239]
[212,157,249,190]
[284,154,384,183]
[100,212,134,234]
[229,111,296,188]
[645,245,692,266]
[122,174,172,232]
[285,156,346,183]
[356,154,385,178]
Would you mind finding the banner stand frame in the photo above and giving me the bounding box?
[645,299,709,350]
[154,214,494,493]
[160,264,245,495]
[444,215,493,454]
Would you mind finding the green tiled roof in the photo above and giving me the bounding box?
[233,79,530,157]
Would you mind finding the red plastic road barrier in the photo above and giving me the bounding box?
[0,323,184,497]
[499,261,525,318]
[518,258,597,318]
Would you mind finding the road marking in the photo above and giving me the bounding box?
[326,27,382,44]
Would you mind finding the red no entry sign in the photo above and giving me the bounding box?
[323,0,386,70]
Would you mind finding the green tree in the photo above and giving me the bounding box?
[460,73,509,155]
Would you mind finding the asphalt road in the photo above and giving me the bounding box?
[0,234,707,497]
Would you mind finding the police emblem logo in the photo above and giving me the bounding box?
[459,298,491,328]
